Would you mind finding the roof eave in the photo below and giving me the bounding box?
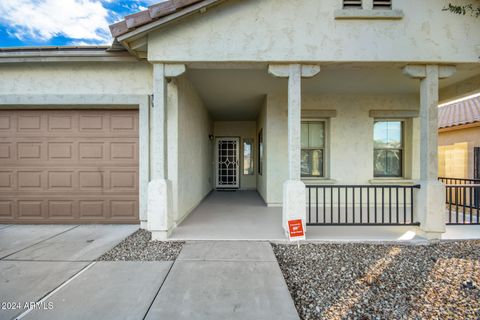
[0,47,139,63]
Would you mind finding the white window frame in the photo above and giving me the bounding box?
[301,119,329,180]
[373,119,405,178]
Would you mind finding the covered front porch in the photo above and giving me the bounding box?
[146,61,480,241]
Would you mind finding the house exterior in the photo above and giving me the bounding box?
[438,95,480,181]
[0,0,479,240]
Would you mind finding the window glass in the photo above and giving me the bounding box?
[302,149,324,177]
[301,121,325,178]
[243,138,254,175]
[308,122,324,148]
[374,121,403,177]
[301,123,309,148]
[374,121,401,148]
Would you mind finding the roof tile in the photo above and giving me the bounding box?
[173,0,204,9]
[109,0,221,38]
[438,95,480,128]
[149,1,178,19]
[109,20,129,38]
[125,10,154,29]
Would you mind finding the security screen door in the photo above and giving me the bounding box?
[216,137,240,189]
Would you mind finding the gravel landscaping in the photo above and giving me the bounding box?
[272,241,480,320]
[98,229,184,261]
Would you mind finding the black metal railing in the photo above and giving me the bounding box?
[306,185,421,226]
[444,184,480,225]
[439,177,480,185]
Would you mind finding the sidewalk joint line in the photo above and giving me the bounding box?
[14,261,96,320]
[142,260,176,320]
[0,225,80,260]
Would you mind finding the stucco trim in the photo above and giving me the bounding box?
[302,109,337,119]
[368,179,416,185]
[0,94,150,226]
[369,110,419,118]
[334,9,404,20]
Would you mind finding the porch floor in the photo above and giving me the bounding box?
[170,191,286,240]
[170,191,480,241]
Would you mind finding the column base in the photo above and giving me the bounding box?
[415,179,446,235]
[282,180,307,238]
[147,179,173,238]
[151,230,171,241]
[417,230,443,240]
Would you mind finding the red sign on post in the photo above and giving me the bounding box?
[288,219,305,241]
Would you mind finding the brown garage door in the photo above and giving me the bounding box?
[0,109,139,223]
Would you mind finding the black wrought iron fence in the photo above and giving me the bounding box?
[444,184,480,225]
[439,177,480,185]
[305,185,421,226]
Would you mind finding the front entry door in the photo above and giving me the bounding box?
[215,137,240,189]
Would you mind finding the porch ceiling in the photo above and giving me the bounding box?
[186,63,480,121]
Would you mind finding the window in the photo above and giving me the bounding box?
[343,0,362,9]
[373,0,392,9]
[301,121,325,178]
[374,121,403,177]
[243,138,254,175]
[258,129,263,175]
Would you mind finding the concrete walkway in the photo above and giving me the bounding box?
[145,241,299,320]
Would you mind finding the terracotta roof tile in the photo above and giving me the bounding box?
[438,95,480,128]
[110,0,215,38]
[149,1,178,18]
[125,10,153,29]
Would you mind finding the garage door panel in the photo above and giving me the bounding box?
[0,109,139,224]
[18,200,44,219]
[0,200,14,219]
[0,142,12,159]
[48,142,74,159]
[47,113,75,131]
[48,200,75,218]
[111,200,137,218]
[17,113,43,131]
[17,171,43,189]
[0,170,13,189]
[0,114,12,130]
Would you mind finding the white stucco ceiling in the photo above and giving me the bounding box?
[186,63,480,121]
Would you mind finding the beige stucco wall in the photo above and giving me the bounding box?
[264,93,420,205]
[439,125,480,180]
[148,0,479,63]
[213,121,257,190]
[0,62,152,95]
[173,76,213,223]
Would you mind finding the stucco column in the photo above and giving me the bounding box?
[403,64,456,239]
[148,63,185,240]
[287,64,302,180]
[269,64,320,238]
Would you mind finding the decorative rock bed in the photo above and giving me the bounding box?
[98,229,184,261]
[272,241,480,320]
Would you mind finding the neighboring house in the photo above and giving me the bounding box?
[438,95,480,180]
[0,0,479,239]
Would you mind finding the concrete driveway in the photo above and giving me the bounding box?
[0,224,141,320]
